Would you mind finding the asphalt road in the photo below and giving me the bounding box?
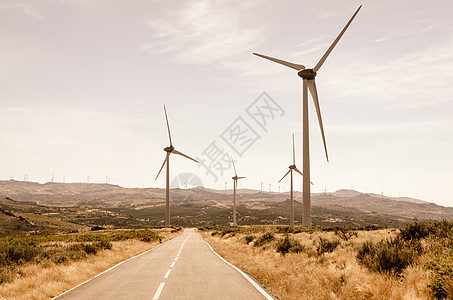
[55,229,273,299]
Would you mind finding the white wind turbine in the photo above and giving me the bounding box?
[155,105,198,226]
[231,158,245,226]
[254,6,362,226]
[278,134,310,226]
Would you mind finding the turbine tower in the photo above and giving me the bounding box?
[231,158,245,226]
[155,105,198,226]
[278,134,307,226]
[254,6,361,226]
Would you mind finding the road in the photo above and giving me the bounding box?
[55,229,273,299]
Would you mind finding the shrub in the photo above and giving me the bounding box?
[399,222,434,241]
[98,239,112,250]
[244,235,254,244]
[91,226,105,231]
[425,254,453,299]
[0,272,12,285]
[276,236,305,254]
[254,232,274,247]
[171,227,182,233]
[334,227,357,241]
[357,238,418,275]
[0,241,41,266]
[317,238,340,255]
[83,243,98,255]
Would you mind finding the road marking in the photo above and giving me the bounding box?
[151,231,193,299]
[52,242,166,299]
[204,240,275,300]
[152,282,165,300]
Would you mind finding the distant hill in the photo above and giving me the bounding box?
[329,189,428,205]
[0,180,451,226]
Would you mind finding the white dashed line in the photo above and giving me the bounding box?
[52,242,165,299]
[152,231,192,299]
[152,282,165,300]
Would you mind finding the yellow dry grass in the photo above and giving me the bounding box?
[0,229,180,300]
[203,229,433,300]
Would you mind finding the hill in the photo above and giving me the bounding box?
[0,180,451,231]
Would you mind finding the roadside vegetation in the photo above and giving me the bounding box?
[0,227,181,299]
[201,221,453,299]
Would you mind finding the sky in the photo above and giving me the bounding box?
[0,0,452,207]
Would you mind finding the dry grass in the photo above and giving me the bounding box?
[0,229,179,300]
[203,229,433,300]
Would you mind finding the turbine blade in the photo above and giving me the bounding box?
[238,176,246,179]
[155,153,169,180]
[172,149,198,163]
[163,105,173,146]
[294,167,313,184]
[313,5,362,72]
[253,53,305,71]
[231,156,237,177]
[278,169,291,183]
[292,133,295,165]
[307,80,329,162]
[294,167,303,176]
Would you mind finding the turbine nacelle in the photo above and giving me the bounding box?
[297,69,317,80]
[289,165,296,170]
[164,146,174,153]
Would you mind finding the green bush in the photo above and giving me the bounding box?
[276,236,305,254]
[399,222,434,241]
[317,238,340,255]
[357,238,417,275]
[0,241,41,266]
[425,254,453,299]
[98,239,112,250]
[254,232,274,247]
[83,243,98,255]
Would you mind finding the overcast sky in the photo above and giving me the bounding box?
[1,0,452,206]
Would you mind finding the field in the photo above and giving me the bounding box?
[201,222,453,300]
[0,228,181,299]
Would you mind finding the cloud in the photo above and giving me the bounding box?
[23,5,43,21]
[320,36,453,109]
[373,24,436,43]
[0,2,43,21]
[140,0,266,67]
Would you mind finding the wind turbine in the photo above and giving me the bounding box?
[155,105,198,226]
[278,134,312,226]
[254,6,361,226]
[231,158,245,226]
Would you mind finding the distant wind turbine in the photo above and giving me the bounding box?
[254,5,362,226]
[231,158,245,226]
[155,105,198,226]
[278,134,311,226]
